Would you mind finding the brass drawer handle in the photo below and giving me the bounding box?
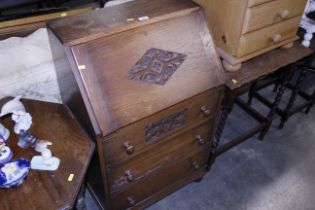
[196,135,205,145]
[200,106,211,117]
[192,162,200,170]
[124,170,134,182]
[271,34,282,44]
[123,142,134,155]
[127,196,135,207]
[278,9,289,19]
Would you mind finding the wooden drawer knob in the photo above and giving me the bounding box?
[271,34,282,43]
[123,142,134,155]
[278,9,289,19]
[124,170,134,182]
[196,135,205,145]
[127,196,135,207]
[192,162,200,170]
[200,106,211,117]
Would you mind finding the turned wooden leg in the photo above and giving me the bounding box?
[279,68,307,129]
[259,66,294,140]
[75,182,87,210]
[207,88,237,171]
[281,42,294,49]
[247,81,258,105]
[222,59,242,72]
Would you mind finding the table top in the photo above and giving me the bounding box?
[225,42,313,90]
[0,98,95,210]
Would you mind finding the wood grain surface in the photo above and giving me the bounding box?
[0,98,95,210]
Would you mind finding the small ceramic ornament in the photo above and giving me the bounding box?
[31,140,60,171]
[0,96,60,171]
[0,123,10,141]
[0,134,13,165]
[0,158,30,188]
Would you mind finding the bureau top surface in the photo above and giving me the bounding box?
[48,0,199,46]
[49,0,225,136]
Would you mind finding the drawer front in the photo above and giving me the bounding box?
[103,87,222,166]
[247,0,274,7]
[237,16,300,57]
[110,149,209,210]
[243,0,307,34]
[107,121,214,193]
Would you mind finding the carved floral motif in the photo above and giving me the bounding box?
[127,48,187,85]
[145,109,187,142]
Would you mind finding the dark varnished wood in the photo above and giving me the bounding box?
[48,0,199,46]
[212,42,312,167]
[48,0,226,209]
[225,42,312,90]
[110,149,209,210]
[67,10,223,136]
[103,88,222,166]
[107,121,214,193]
[0,98,95,210]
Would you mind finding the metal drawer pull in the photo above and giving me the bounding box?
[125,170,134,182]
[200,106,211,117]
[192,162,200,170]
[271,34,282,43]
[123,142,134,155]
[278,9,289,19]
[127,196,135,207]
[196,135,205,145]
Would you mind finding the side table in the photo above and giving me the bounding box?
[0,98,95,210]
[209,42,312,168]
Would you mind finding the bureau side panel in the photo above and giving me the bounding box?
[48,29,99,137]
[193,0,247,56]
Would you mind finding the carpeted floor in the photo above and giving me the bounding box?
[86,73,315,210]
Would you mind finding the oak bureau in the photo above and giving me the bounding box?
[194,0,308,71]
[48,0,225,209]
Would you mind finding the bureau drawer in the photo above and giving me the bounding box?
[110,149,209,210]
[243,0,307,34]
[103,87,222,165]
[237,16,300,57]
[247,0,274,7]
[107,121,214,193]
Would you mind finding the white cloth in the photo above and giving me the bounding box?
[0,28,68,103]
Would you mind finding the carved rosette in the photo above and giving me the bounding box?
[145,109,188,142]
[127,48,187,85]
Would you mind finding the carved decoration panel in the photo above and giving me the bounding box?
[127,48,187,85]
[145,109,188,142]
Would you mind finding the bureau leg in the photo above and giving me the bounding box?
[208,88,237,171]
[222,59,242,72]
[259,66,294,139]
[279,68,307,129]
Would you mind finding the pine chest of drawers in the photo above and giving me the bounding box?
[48,0,225,209]
[194,0,308,71]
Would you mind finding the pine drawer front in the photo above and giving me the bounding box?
[107,121,214,193]
[247,0,274,7]
[237,16,301,57]
[243,0,307,34]
[110,149,209,210]
[103,88,222,166]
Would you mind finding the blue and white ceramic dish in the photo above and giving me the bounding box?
[0,158,30,188]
